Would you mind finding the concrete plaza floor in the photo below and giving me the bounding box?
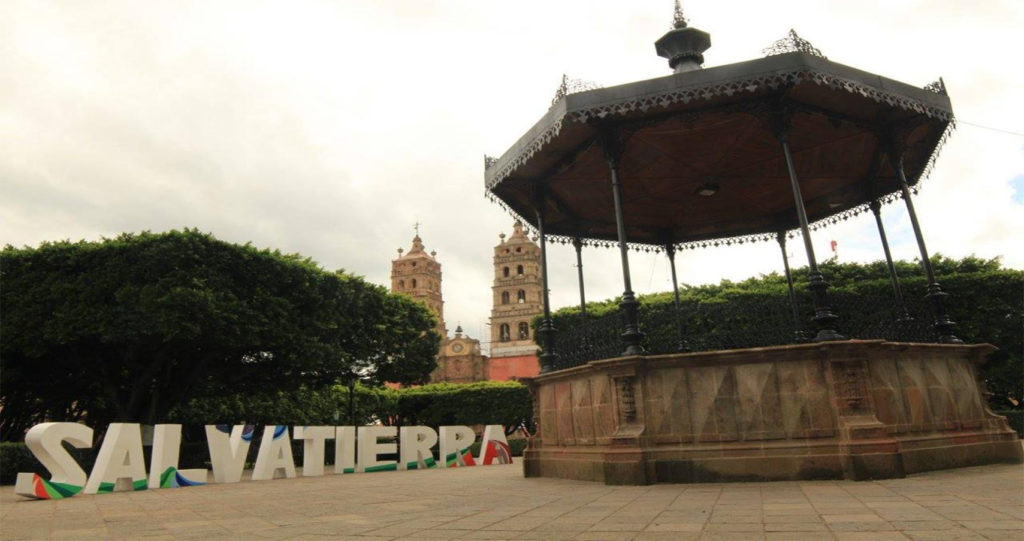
[2,461,1022,541]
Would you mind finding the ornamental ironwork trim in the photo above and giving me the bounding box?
[551,74,603,107]
[486,67,953,194]
[923,78,947,95]
[763,29,827,59]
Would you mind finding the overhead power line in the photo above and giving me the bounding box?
[958,120,1024,138]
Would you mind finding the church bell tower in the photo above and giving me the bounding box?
[391,231,446,339]
[487,221,542,380]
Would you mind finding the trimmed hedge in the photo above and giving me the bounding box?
[167,381,531,432]
[169,384,395,428]
[386,381,532,428]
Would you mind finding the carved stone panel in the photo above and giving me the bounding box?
[923,357,958,430]
[687,365,739,442]
[831,360,870,415]
[644,368,693,442]
[867,357,909,432]
[735,362,785,440]
[555,381,574,446]
[538,384,557,446]
[898,357,930,432]
[571,378,595,444]
[614,376,637,424]
[591,375,616,440]
[946,359,984,427]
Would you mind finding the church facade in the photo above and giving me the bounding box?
[388,223,540,383]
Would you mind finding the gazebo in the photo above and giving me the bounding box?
[484,6,1021,484]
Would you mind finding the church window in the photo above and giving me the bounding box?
[517,264,524,275]
[517,290,526,303]
[412,262,417,267]
[503,266,510,277]
[399,280,405,288]
[518,322,529,340]
[500,324,511,342]
[412,278,417,288]
[515,247,521,253]
[501,291,510,304]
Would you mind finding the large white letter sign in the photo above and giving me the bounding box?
[478,425,513,465]
[14,422,93,499]
[334,426,356,474]
[399,426,438,470]
[439,426,476,467]
[84,423,148,494]
[251,425,296,481]
[293,426,334,477]
[148,424,207,488]
[357,426,397,473]
[205,424,254,483]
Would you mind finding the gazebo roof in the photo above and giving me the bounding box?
[484,51,953,249]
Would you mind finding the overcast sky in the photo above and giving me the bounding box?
[3,0,1022,352]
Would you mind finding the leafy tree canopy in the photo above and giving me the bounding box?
[0,230,439,439]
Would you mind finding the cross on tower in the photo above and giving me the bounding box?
[414,221,421,236]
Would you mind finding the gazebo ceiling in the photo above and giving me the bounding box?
[485,52,953,247]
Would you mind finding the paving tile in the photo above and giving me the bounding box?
[633,532,701,541]
[765,522,829,531]
[704,522,765,532]
[903,530,990,541]
[643,521,704,532]
[833,533,910,540]
[822,514,886,523]
[588,522,648,532]
[765,533,836,541]
[957,520,1024,530]
[573,532,639,541]
[698,532,766,541]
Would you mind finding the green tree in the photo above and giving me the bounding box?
[0,230,438,439]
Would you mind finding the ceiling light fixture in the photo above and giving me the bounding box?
[695,183,719,197]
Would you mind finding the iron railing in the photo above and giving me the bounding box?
[546,293,936,371]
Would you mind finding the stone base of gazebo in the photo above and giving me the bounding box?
[520,341,1021,485]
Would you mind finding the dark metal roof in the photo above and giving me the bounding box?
[484,52,953,249]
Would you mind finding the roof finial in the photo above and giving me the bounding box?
[672,0,688,29]
[413,221,421,236]
[762,29,826,59]
[655,1,710,73]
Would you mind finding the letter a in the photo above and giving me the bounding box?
[478,425,513,465]
[252,425,296,480]
[85,423,148,494]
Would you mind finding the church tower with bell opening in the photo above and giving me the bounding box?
[390,228,446,340]
[488,221,542,380]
